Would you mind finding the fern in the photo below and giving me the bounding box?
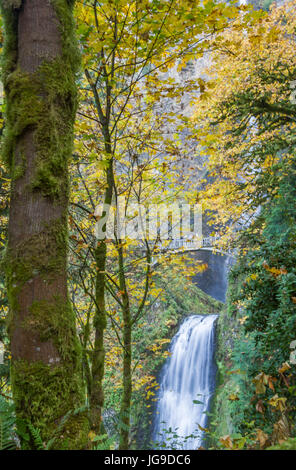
[27,423,44,450]
[92,434,116,450]
[44,405,88,450]
[0,399,89,450]
[0,397,17,450]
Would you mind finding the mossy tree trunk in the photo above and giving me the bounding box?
[89,239,107,434]
[1,0,88,449]
[118,311,132,450]
[118,242,132,450]
[85,69,114,434]
[89,158,113,434]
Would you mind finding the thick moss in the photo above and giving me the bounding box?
[5,222,88,448]
[1,0,88,449]
[1,0,80,198]
[11,359,88,450]
[5,218,68,314]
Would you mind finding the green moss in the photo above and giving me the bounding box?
[267,438,296,450]
[13,166,23,179]
[2,58,76,197]
[0,3,18,78]
[4,216,88,448]
[5,218,68,315]
[11,359,88,450]
[51,0,80,74]
[1,0,80,199]
[1,0,88,449]
[26,297,80,363]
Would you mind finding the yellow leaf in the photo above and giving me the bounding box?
[228,393,240,401]
[278,362,291,374]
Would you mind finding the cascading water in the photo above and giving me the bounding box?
[153,315,218,450]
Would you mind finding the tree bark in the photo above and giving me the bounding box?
[89,240,107,434]
[89,154,113,434]
[1,0,88,449]
[118,243,132,450]
[119,313,132,450]
[84,68,114,432]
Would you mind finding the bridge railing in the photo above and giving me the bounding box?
[156,236,220,251]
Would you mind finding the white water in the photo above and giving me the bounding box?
[153,315,218,450]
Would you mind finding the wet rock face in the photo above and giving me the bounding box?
[191,251,233,303]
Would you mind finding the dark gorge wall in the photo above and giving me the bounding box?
[191,251,233,303]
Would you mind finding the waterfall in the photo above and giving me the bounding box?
[153,315,218,450]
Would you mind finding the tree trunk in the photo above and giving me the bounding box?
[88,118,113,434]
[1,0,88,449]
[119,314,132,450]
[89,240,107,434]
[118,243,132,450]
